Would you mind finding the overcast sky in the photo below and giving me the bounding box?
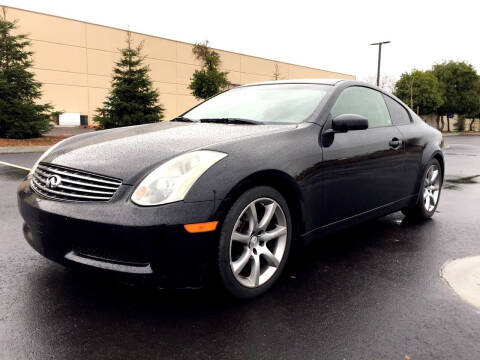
[2,0,479,81]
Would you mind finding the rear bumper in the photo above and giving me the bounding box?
[17,179,220,288]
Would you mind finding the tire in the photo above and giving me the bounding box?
[217,186,292,299]
[402,158,443,220]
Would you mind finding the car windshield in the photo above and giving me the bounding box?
[183,84,331,124]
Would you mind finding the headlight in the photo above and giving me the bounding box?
[131,150,227,206]
[28,138,69,177]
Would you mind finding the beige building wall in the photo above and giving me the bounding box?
[6,6,355,124]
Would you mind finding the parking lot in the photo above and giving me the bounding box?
[1,135,479,359]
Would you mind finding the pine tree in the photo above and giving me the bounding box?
[94,32,164,129]
[189,41,229,100]
[0,7,53,139]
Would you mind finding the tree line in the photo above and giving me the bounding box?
[394,61,480,131]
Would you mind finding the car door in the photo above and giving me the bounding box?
[383,94,422,197]
[321,86,406,226]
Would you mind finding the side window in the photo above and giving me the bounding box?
[331,86,392,128]
[383,95,411,126]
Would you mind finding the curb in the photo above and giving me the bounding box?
[442,132,480,137]
[0,145,50,154]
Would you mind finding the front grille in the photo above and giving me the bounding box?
[31,163,122,202]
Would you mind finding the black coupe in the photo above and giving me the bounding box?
[18,79,444,298]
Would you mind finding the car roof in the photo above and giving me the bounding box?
[239,78,403,102]
[240,78,347,87]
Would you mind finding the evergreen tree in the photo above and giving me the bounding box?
[188,41,229,100]
[94,32,164,129]
[0,7,53,139]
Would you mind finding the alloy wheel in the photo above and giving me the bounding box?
[423,164,441,212]
[229,197,288,288]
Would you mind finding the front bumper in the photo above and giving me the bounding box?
[17,179,219,288]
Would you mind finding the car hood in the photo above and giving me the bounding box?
[44,121,296,184]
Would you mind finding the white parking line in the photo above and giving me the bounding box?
[0,161,31,171]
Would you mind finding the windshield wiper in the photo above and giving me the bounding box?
[171,116,197,122]
[199,118,263,125]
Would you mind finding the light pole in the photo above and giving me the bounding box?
[370,41,390,86]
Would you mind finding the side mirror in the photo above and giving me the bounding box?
[331,114,369,132]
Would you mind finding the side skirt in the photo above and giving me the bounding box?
[300,195,416,245]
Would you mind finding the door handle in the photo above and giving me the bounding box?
[389,138,402,150]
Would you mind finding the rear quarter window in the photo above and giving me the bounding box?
[383,95,411,126]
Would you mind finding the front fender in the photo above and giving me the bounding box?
[183,123,323,235]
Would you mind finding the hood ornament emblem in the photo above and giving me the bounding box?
[45,174,62,189]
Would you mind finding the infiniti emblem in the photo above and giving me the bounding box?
[45,174,62,189]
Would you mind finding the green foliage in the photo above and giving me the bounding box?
[394,70,443,115]
[0,7,53,139]
[189,68,229,100]
[432,61,480,117]
[94,32,164,129]
[464,78,480,119]
[188,41,229,100]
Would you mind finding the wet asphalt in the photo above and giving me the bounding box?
[1,135,479,360]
